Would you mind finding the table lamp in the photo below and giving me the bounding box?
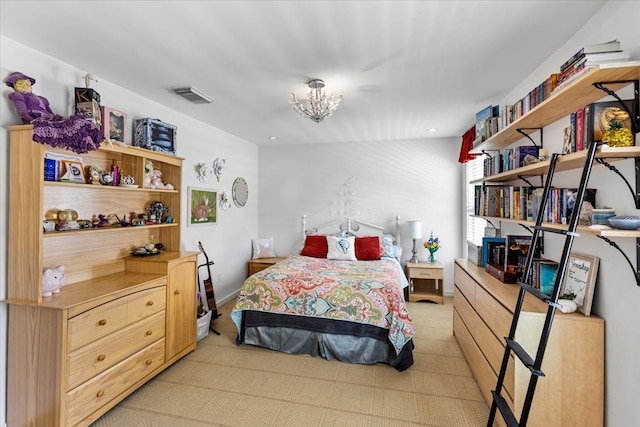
[408,220,423,263]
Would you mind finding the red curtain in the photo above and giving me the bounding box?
[458,126,480,163]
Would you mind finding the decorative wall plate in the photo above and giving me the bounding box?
[232,177,248,207]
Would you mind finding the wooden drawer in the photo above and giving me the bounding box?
[408,267,444,280]
[454,263,476,305]
[454,311,512,427]
[68,299,128,352]
[127,286,166,322]
[67,311,165,390]
[67,286,166,352]
[475,284,512,342]
[474,309,515,400]
[453,287,475,333]
[66,338,165,427]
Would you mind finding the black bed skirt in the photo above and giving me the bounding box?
[236,310,414,371]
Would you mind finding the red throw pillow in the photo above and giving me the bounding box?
[300,235,328,258]
[355,236,381,260]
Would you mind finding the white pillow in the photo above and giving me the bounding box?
[326,235,356,261]
[252,237,276,259]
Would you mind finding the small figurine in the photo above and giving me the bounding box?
[97,214,109,227]
[42,265,66,297]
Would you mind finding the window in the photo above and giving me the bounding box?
[465,156,486,246]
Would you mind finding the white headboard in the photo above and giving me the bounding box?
[301,215,401,244]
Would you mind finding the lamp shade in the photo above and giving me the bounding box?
[408,220,423,239]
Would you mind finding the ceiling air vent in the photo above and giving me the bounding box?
[169,87,214,104]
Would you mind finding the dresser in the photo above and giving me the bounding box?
[453,259,604,426]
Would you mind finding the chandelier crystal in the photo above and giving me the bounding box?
[290,79,342,123]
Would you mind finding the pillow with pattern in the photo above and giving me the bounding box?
[326,235,357,261]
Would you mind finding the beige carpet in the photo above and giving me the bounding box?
[91,298,491,426]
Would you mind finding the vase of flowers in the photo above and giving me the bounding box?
[424,231,441,263]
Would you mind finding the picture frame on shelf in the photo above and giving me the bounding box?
[188,187,217,226]
[560,252,599,316]
[60,160,86,184]
[100,106,128,144]
[585,99,636,146]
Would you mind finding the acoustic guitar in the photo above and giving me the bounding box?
[197,241,220,332]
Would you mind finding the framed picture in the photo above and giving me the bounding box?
[60,161,86,183]
[101,106,128,144]
[188,187,217,225]
[586,99,636,145]
[560,252,599,316]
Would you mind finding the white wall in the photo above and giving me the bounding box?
[490,2,640,425]
[0,35,259,426]
[258,138,462,291]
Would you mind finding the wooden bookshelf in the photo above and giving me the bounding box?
[471,62,640,153]
[471,145,640,184]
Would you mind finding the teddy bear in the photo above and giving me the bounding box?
[144,160,174,190]
[42,265,66,297]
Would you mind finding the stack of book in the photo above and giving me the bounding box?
[555,40,630,92]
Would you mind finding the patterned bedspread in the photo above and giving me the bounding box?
[230,254,415,354]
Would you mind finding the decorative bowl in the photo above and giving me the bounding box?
[607,216,640,230]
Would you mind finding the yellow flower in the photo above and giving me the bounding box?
[423,232,441,253]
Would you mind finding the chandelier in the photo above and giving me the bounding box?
[290,79,342,123]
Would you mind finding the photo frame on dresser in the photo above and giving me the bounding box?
[560,252,599,316]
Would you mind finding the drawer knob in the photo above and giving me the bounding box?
[96,390,105,398]
[98,319,107,326]
[174,290,180,295]
[146,301,154,306]
[97,354,106,362]
[146,330,153,336]
[145,359,153,366]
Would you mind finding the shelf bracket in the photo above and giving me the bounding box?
[593,80,640,134]
[596,235,640,287]
[485,219,499,230]
[595,157,640,208]
[517,175,543,188]
[516,128,543,148]
[481,149,500,159]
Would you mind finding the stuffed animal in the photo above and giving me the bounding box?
[144,161,174,190]
[42,265,66,297]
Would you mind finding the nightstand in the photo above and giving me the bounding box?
[406,261,444,304]
[248,257,286,276]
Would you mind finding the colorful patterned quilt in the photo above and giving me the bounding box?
[230,254,415,355]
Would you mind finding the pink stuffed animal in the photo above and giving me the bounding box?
[42,265,66,297]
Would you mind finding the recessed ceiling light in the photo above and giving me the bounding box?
[268,136,278,140]
[427,128,437,132]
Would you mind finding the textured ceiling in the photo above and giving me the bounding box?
[0,0,606,145]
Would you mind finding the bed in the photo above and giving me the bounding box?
[230,218,415,371]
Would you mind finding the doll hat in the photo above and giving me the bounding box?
[5,71,36,87]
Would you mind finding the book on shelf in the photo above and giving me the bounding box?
[584,39,621,54]
[481,237,506,268]
[560,40,622,72]
[575,107,586,151]
[585,99,636,144]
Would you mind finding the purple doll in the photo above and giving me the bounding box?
[5,71,103,154]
